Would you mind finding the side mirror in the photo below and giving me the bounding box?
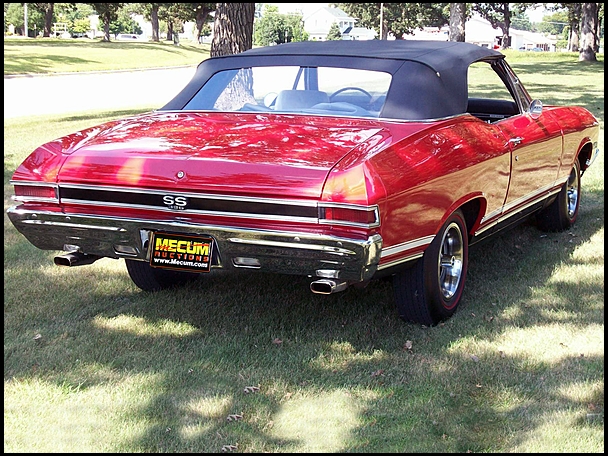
[528,99,543,119]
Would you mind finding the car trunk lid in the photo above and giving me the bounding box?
[56,111,384,199]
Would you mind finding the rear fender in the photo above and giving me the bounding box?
[439,193,487,238]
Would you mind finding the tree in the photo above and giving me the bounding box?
[578,3,599,61]
[336,3,449,40]
[88,3,124,41]
[284,13,308,42]
[6,3,27,35]
[254,5,307,46]
[156,3,216,41]
[109,6,142,38]
[326,21,342,40]
[472,3,539,49]
[28,3,54,37]
[55,3,95,38]
[535,11,569,35]
[131,3,164,42]
[548,4,590,52]
[157,3,186,42]
[211,3,255,57]
[5,2,46,36]
[254,5,282,45]
[210,3,256,111]
[144,3,215,43]
[510,10,533,31]
[594,3,603,52]
[472,3,512,48]
[190,3,216,43]
[449,3,466,41]
[565,3,582,51]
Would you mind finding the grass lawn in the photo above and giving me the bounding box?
[3,44,604,453]
[3,37,210,75]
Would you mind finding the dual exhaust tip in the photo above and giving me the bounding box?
[54,253,349,295]
[54,252,101,267]
[310,279,348,295]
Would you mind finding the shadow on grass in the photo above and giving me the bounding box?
[3,107,156,185]
[4,40,209,75]
[3,39,208,52]
[510,59,604,76]
[4,184,604,451]
[3,99,604,450]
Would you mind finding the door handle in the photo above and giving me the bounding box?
[508,137,524,146]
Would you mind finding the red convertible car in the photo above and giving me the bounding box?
[7,41,600,326]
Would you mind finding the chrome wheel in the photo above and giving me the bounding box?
[536,157,581,232]
[393,209,469,326]
[566,165,580,218]
[438,222,464,299]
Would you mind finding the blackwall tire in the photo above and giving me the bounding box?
[536,157,581,232]
[125,259,201,292]
[393,209,469,326]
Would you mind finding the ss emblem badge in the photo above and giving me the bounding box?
[162,195,188,210]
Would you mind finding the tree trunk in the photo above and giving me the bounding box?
[569,27,580,52]
[151,5,160,42]
[43,4,54,38]
[578,3,598,62]
[593,4,600,52]
[449,3,466,42]
[167,21,173,42]
[211,3,255,57]
[103,17,111,42]
[196,7,213,43]
[500,4,511,49]
[568,4,581,52]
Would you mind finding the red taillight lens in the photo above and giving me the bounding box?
[13,184,58,202]
[320,205,379,228]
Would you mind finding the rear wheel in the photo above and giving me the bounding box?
[125,259,201,291]
[536,157,581,232]
[393,210,469,326]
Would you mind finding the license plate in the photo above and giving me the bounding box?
[149,232,213,272]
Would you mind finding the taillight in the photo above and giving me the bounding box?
[319,203,379,228]
[12,183,58,203]
[320,161,384,229]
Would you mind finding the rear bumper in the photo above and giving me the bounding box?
[7,206,382,282]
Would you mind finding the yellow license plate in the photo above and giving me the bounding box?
[149,232,213,272]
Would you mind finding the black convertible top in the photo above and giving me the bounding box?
[162,40,505,120]
[240,40,503,73]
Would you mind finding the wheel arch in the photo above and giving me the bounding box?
[577,140,595,174]
[441,194,486,240]
[459,198,485,238]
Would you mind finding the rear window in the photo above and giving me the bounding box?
[183,66,391,118]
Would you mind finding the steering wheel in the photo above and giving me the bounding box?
[329,87,373,102]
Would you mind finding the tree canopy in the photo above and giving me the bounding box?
[4,2,602,61]
[335,3,450,40]
[253,5,308,46]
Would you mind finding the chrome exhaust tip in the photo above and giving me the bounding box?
[310,279,348,295]
[54,252,101,267]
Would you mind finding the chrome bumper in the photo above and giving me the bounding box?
[7,206,382,282]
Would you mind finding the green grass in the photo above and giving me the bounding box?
[3,37,210,75]
[3,48,604,453]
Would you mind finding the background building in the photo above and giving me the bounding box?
[302,6,360,41]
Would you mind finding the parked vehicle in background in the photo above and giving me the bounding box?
[518,46,546,52]
[116,33,144,41]
[7,41,600,326]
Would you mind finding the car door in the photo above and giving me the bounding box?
[467,60,563,218]
[496,105,563,214]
